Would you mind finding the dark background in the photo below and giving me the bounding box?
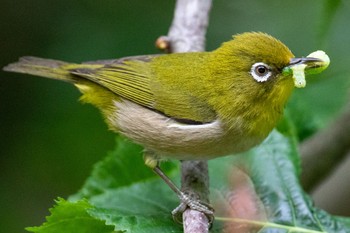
[1,1,349,232]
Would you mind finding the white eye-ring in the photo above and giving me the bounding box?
[250,62,272,82]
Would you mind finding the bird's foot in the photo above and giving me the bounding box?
[171,191,215,224]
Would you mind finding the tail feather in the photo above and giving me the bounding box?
[3,56,77,82]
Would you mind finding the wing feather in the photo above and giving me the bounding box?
[70,54,216,123]
[71,59,155,107]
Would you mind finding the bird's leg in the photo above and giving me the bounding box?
[153,165,214,223]
[144,152,214,223]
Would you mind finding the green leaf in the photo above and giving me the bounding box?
[26,198,115,233]
[70,136,179,200]
[70,137,158,200]
[209,131,350,233]
[28,132,350,233]
[70,136,186,233]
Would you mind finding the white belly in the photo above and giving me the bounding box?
[108,100,263,160]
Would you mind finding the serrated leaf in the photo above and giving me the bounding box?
[209,131,350,233]
[29,131,350,233]
[69,136,186,233]
[26,198,116,233]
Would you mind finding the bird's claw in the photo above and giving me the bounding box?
[171,192,215,225]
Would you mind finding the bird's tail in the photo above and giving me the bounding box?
[3,56,82,82]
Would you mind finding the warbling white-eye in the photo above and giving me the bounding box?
[4,32,329,218]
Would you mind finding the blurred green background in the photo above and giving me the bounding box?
[1,0,349,233]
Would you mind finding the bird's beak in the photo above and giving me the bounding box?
[289,57,323,68]
[282,50,330,88]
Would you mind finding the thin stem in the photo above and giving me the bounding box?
[216,217,326,233]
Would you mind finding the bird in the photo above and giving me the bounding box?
[3,32,329,218]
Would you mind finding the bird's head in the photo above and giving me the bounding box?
[206,32,329,132]
[209,32,329,104]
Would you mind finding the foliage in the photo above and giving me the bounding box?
[25,131,350,233]
[26,198,115,233]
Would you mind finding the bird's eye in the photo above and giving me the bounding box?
[250,62,272,82]
[256,66,268,75]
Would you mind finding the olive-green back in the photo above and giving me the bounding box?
[72,53,217,123]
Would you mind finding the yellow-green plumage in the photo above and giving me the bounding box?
[3,31,331,218]
[4,32,317,160]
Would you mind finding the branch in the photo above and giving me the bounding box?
[166,0,211,53]
[181,161,211,233]
[300,101,350,191]
[157,0,212,232]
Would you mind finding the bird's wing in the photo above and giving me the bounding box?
[70,55,216,123]
[71,56,155,108]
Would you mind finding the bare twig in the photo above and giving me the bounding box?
[300,102,350,191]
[181,161,211,232]
[166,0,211,53]
[160,0,212,232]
